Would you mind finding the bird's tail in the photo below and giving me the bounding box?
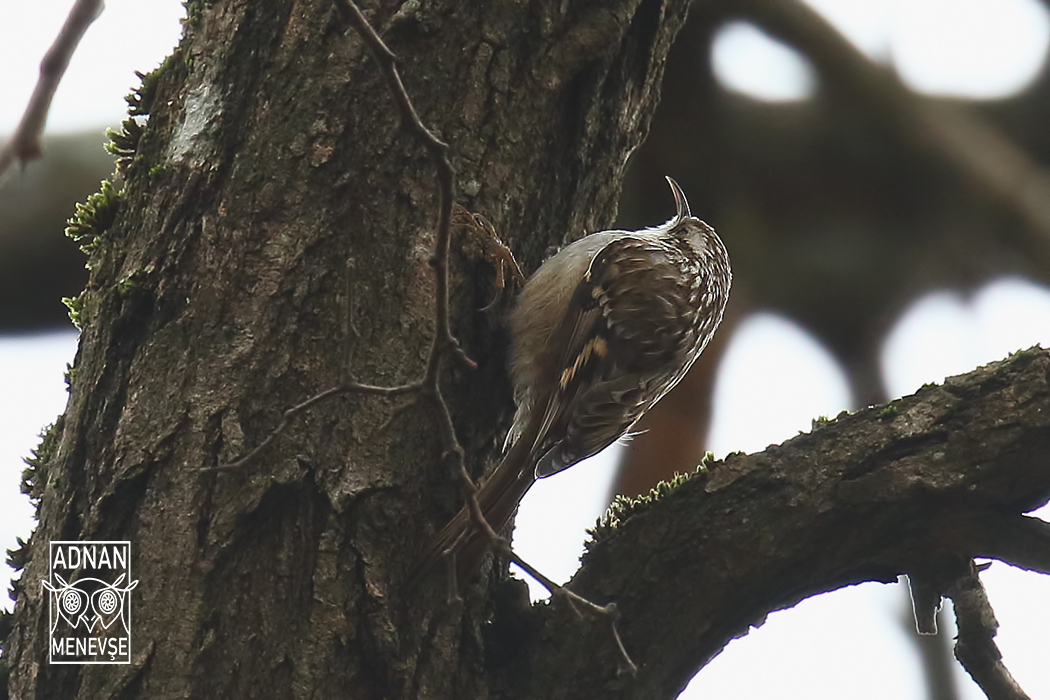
[409,420,540,590]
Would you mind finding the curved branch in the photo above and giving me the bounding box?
[495,347,1050,699]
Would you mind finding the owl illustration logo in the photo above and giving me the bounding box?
[42,541,137,664]
[42,573,138,635]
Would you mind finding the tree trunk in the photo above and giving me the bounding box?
[5,0,691,697]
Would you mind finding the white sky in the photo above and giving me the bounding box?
[713,0,1050,101]
[2,1,1050,698]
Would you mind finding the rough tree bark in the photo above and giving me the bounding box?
[5,1,1049,699]
[5,0,693,697]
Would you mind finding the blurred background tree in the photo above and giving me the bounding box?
[3,0,1050,697]
[608,4,1050,697]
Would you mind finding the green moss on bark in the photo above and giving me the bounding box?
[64,179,124,258]
[105,118,145,174]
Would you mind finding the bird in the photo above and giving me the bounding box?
[413,177,732,590]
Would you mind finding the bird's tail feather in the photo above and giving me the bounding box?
[409,418,540,590]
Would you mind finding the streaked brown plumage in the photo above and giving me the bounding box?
[414,177,731,588]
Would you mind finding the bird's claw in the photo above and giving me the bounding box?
[452,204,525,309]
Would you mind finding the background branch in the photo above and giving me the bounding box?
[738,0,1050,269]
[0,0,102,185]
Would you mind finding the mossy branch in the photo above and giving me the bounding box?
[502,347,1050,700]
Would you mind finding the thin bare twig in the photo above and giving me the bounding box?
[0,0,103,185]
[329,0,635,674]
[215,8,634,676]
[210,0,473,473]
[947,562,1031,700]
[455,463,638,676]
[331,0,474,381]
[507,549,636,677]
[204,381,421,472]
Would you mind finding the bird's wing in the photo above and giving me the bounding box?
[532,235,697,477]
